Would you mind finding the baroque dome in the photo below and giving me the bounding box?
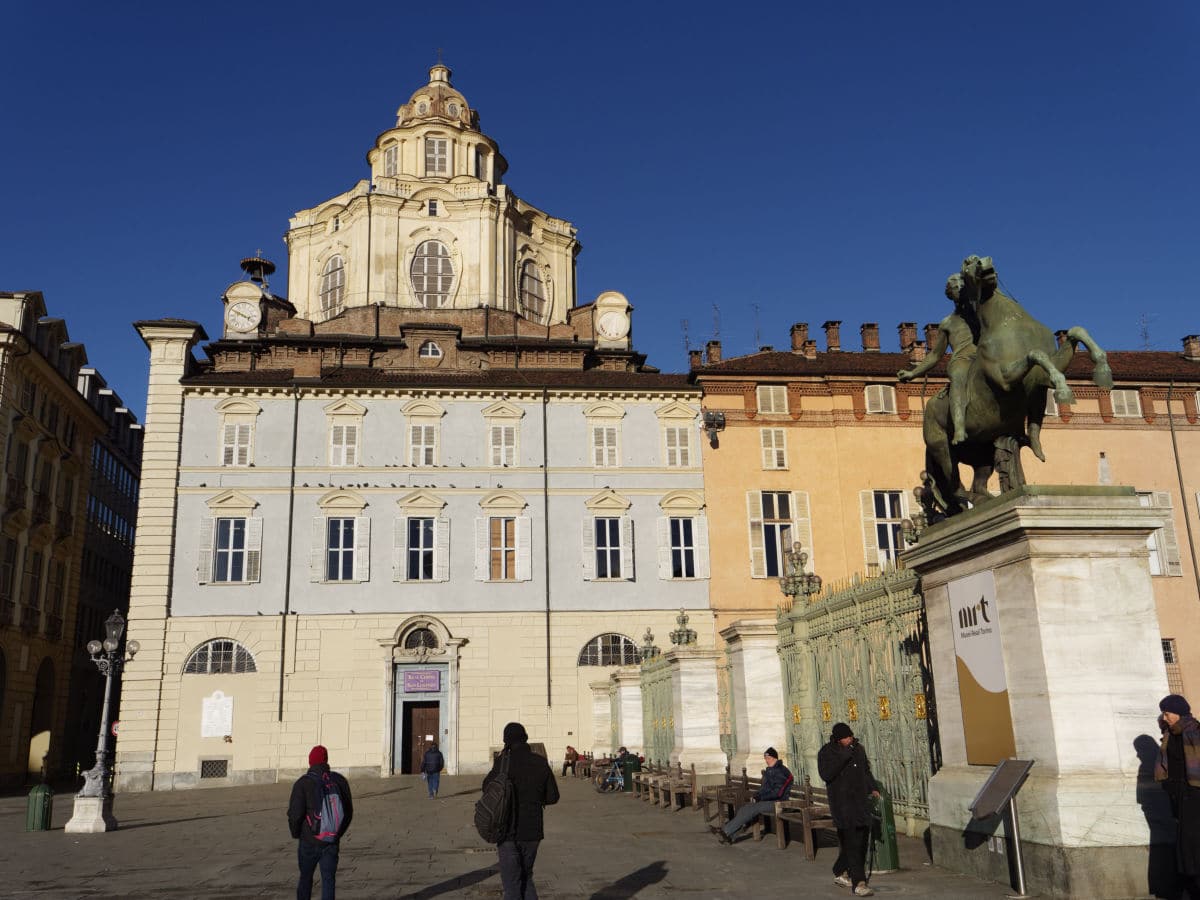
[396,64,478,130]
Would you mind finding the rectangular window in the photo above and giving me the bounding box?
[664,426,690,467]
[489,516,516,581]
[406,517,435,581]
[761,428,787,469]
[759,491,792,578]
[330,424,359,466]
[1139,492,1183,576]
[475,148,486,180]
[326,518,356,582]
[669,517,696,579]
[425,138,448,175]
[428,199,439,217]
[214,518,247,583]
[490,424,516,467]
[592,425,618,467]
[22,549,44,628]
[410,424,437,466]
[0,537,16,624]
[865,385,897,414]
[594,517,622,579]
[1163,638,1185,694]
[222,423,252,466]
[383,145,398,176]
[872,490,905,568]
[757,385,788,414]
[1112,389,1142,417]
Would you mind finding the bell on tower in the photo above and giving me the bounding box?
[240,252,276,291]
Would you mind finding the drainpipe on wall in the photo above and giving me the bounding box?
[1166,380,1200,599]
[278,387,300,721]
[543,386,552,707]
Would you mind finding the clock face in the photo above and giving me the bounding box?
[225,300,261,333]
[597,310,629,340]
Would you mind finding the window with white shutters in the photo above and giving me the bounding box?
[201,516,263,584]
[669,518,695,578]
[1139,492,1183,576]
[222,424,252,467]
[592,426,619,467]
[760,428,786,469]
[320,256,345,315]
[756,385,787,414]
[865,385,897,414]
[583,515,633,581]
[326,518,356,582]
[1111,389,1142,418]
[490,425,516,467]
[747,491,811,579]
[664,426,690,467]
[860,489,908,574]
[656,513,709,580]
[411,240,453,308]
[489,516,516,580]
[410,424,437,466]
[383,145,398,177]
[330,424,359,466]
[595,517,621,579]
[425,137,448,175]
[406,517,435,581]
[312,515,369,583]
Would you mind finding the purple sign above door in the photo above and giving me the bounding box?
[403,670,441,693]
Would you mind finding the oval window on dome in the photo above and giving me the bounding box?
[411,241,453,308]
[448,102,459,116]
[519,261,547,322]
[418,101,428,114]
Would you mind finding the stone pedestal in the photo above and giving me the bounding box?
[64,794,118,833]
[610,668,644,753]
[663,648,729,774]
[904,486,1170,899]
[720,619,786,773]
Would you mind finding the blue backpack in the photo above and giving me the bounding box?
[306,772,345,843]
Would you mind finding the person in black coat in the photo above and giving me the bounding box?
[420,742,445,799]
[818,723,880,897]
[482,722,560,900]
[709,747,794,844]
[287,745,354,900]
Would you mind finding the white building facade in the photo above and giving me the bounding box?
[116,66,711,790]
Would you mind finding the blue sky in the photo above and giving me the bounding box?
[3,2,1196,418]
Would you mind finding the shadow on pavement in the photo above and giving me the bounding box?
[588,860,668,899]
[396,864,497,898]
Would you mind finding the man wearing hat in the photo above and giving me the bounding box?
[288,745,354,900]
[818,724,880,897]
[709,747,793,844]
[1155,694,1200,886]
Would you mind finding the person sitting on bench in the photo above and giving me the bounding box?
[710,747,793,844]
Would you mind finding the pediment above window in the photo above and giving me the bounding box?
[396,489,446,512]
[214,398,261,417]
[655,400,698,420]
[482,401,524,420]
[205,490,260,515]
[324,398,367,418]
[584,489,632,512]
[479,489,527,511]
[403,399,445,419]
[583,401,624,420]
[317,489,368,513]
[659,490,705,513]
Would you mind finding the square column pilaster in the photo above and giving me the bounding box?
[720,619,786,773]
[610,667,643,753]
[662,647,728,775]
[589,680,613,756]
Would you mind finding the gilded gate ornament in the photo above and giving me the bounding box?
[821,701,832,722]
[847,698,859,722]
[878,695,891,720]
[915,693,927,720]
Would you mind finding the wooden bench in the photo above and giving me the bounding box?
[697,766,746,822]
[749,776,835,857]
[661,762,698,810]
[633,760,667,800]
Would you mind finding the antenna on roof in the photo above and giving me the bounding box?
[681,318,691,354]
[753,303,761,348]
[712,303,721,340]
[1137,312,1154,350]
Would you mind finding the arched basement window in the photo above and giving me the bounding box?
[404,628,439,650]
[519,261,547,322]
[184,639,257,674]
[320,255,346,314]
[411,241,453,308]
[577,633,640,666]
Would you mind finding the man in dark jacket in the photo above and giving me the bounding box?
[421,741,445,799]
[288,745,354,900]
[818,723,880,897]
[483,722,560,900]
[709,747,793,844]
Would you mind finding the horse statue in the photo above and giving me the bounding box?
[916,255,1112,516]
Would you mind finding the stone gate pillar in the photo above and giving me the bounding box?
[662,646,729,774]
[610,667,643,753]
[589,680,613,757]
[905,486,1170,899]
[720,619,786,773]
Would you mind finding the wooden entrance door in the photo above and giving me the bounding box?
[402,701,440,774]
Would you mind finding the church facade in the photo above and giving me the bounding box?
[115,66,709,790]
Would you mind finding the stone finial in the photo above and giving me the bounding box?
[1183,335,1200,361]
[898,322,918,351]
[705,340,722,364]
[860,323,880,352]
[802,339,818,360]
[822,321,842,352]
[1055,329,1070,348]
[790,323,808,352]
[669,608,697,646]
[924,323,940,350]
[688,349,702,370]
[641,627,660,660]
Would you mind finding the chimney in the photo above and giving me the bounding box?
[759,345,774,353]
[1055,329,1069,348]
[689,349,703,370]
[802,339,818,360]
[860,323,880,352]
[1184,335,1200,361]
[790,323,808,352]
[823,320,842,352]
[705,340,722,364]
[898,322,918,351]
[924,323,940,350]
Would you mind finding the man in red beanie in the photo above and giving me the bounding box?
[288,745,353,900]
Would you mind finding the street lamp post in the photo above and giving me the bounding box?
[64,609,138,834]
[778,542,822,609]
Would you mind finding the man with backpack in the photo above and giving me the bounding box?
[482,722,559,900]
[288,745,353,900]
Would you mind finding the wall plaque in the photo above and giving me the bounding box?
[201,690,234,738]
[403,670,441,693]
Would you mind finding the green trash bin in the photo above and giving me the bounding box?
[871,787,899,873]
[26,783,53,832]
[620,758,641,792]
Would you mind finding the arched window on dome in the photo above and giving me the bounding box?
[320,256,345,316]
[183,639,257,674]
[411,241,453,308]
[577,633,640,666]
[519,261,547,323]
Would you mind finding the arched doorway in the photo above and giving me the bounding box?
[27,658,54,778]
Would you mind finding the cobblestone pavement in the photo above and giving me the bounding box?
[3,775,1017,899]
